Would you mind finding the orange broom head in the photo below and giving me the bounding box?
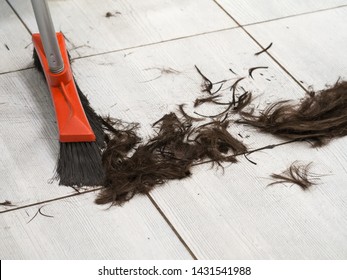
[32,32,96,143]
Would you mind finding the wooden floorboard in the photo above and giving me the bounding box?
[150,139,347,259]
[0,1,33,74]
[0,69,72,206]
[215,0,347,25]
[0,192,193,259]
[8,0,236,59]
[245,6,347,88]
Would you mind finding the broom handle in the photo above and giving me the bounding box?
[31,0,64,73]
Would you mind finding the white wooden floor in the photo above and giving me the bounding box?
[1,0,347,259]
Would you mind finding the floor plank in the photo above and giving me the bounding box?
[246,6,347,88]
[0,69,71,206]
[215,0,347,25]
[0,192,193,259]
[8,0,235,59]
[150,139,347,259]
[0,1,32,74]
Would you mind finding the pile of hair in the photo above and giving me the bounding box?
[96,65,346,205]
[96,67,250,205]
[96,113,247,205]
[239,80,347,146]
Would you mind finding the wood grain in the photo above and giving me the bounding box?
[150,139,347,259]
[8,0,236,58]
[0,192,193,259]
[215,0,347,25]
[0,69,71,207]
[0,1,33,73]
[246,6,347,89]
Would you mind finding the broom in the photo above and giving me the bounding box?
[31,0,105,186]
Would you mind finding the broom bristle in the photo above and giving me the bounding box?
[57,142,104,186]
[33,48,43,72]
[33,48,105,187]
[75,83,105,148]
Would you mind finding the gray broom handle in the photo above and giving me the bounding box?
[31,0,64,73]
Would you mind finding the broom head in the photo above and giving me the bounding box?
[32,32,95,142]
[33,32,104,186]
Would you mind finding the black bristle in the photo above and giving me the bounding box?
[57,142,104,186]
[33,47,106,187]
[75,83,105,148]
[33,48,43,73]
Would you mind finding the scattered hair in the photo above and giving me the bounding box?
[194,95,221,107]
[254,42,273,56]
[230,77,245,105]
[179,104,204,122]
[229,68,237,75]
[239,80,347,146]
[195,65,213,94]
[27,205,54,224]
[248,66,268,79]
[0,200,15,207]
[233,91,252,112]
[142,67,181,82]
[105,11,121,18]
[268,161,320,190]
[193,67,252,117]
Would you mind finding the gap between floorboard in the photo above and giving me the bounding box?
[241,4,347,28]
[212,0,309,93]
[147,194,198,260]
